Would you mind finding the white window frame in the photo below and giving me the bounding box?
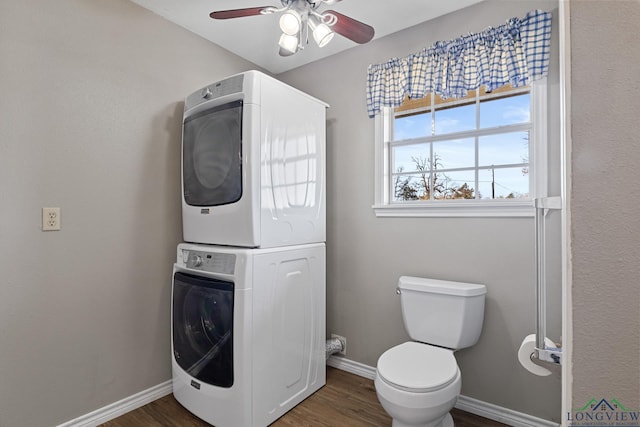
[373,79,548,218]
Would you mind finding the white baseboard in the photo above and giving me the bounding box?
[56,358,559,427]
[327,356,559,427]
[456,395,559,427]
[327,354,377,379]
[56,380,173,427]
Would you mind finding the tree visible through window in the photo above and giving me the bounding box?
[389,84,532,202]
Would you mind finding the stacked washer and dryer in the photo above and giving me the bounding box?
[172,71,327,427]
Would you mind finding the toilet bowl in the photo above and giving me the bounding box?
[375,342,461,427]
[374,276,486,427]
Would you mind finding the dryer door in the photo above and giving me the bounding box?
[172,272,234,388]
[183,100,243,207]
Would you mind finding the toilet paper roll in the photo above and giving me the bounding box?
[518,334,555,376]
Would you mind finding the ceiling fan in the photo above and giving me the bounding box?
[210,0,375,56]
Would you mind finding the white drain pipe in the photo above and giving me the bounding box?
[325,337,344,359]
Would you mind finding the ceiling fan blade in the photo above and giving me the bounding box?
[325,10,374,44]
[210,7,272,20]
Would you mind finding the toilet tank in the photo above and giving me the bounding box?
[398,276,486,350]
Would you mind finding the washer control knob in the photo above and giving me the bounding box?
[193,255,203,267]
[201,88,213,99]
[188,253,204,267]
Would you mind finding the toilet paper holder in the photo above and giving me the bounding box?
[536,345,562,365]
[532,197,563,367]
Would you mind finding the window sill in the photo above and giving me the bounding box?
[372,200,535,218]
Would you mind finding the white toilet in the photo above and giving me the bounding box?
[375,276,487,427]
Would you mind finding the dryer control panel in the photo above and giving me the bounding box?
[181,250,236,275]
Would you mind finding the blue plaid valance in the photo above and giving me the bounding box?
[366,9,552,117]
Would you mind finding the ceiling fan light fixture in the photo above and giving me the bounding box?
[309,16,334,48]
[279,10,301,35]
[278,33,299,53]
[209,2,375,58]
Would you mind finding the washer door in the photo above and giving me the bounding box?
[183,100,243,207]
[172,272,234,388]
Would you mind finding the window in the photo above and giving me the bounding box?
[374,81,547,217]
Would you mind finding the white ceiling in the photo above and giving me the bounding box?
[130,0,484,74]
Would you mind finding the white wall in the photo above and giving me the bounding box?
[0,1,258,426]
[570,0,640,412]
[280,0,562,422]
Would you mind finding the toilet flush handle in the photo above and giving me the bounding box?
[396,287,401,295]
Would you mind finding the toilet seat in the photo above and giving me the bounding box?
[377,342,458,393]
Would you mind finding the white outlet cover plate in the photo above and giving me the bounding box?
[42,207,61,231]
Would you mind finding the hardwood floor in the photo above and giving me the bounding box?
[101,367,507,427]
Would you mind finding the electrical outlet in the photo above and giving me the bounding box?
[42,207,61,231]
[331,334,347,356]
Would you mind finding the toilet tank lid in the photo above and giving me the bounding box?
[398,276,486,297]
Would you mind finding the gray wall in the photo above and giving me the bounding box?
[570,0,640,412]
[280,0,562,422]
[0,1,258,426]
